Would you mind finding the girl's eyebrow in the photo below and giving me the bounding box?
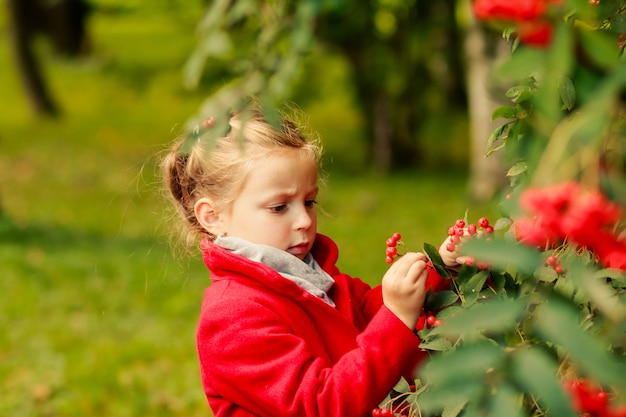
[263,185,319,200]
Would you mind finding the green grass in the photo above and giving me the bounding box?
[0,2,499,416]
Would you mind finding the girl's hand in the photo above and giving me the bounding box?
[381,252,429,329]
[438,233,476,268]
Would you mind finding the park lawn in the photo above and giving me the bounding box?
[0,169,495,417]
[0,2,498,416]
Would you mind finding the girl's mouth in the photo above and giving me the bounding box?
[288,243,309,257]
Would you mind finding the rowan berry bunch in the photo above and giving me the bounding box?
[445,216,494,270]
[370,407,396,417]
[425,313,442,328]
[385,232,404,264]
[384,216,495,268]
[371,383,420,417]
[564,378,626,417]
[546,254,564,275]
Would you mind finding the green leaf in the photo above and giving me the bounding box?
[579,28,620,70]
[567,258,626,322]
[492,106,519,120]
[535,266,558,282]
[416,380,482,417]
[420,341,506,386]
[419,337,453,352]
[390,376,411,396]
[456,263,477,287]
[425,290,459,311]
[494,47,545,81]
[611,13,626,33]
[435,305,464,322]
[442,397,468,417]
[423,242,450,279]
[506,162,528,177]
[595,268,626,288]
[486,124,508,154]
[488,272,506,293]
[459,270,490,307]
[489,383,525,417]
[558,76,576,110]
[493,217,512,231]
[505,119,525,142]
[553,274,578,299]
[547,22,574,76]
[505,85,533,103]
[534,295,626,390]
[460,238,541,274]
[510,347,578,417]
[429,297,527,338]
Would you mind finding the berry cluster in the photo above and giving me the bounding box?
[425,314,442,328]
[385,232,403,264]
[564,379,626,417]
[371,384,418,417]
[445,217,493,269]
[371,407,396,417]
[546,254,564,275]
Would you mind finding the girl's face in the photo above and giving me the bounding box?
[216,150,319,260]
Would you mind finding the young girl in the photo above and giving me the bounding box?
[162,108,460,417]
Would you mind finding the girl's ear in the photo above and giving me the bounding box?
[194,197,226,236]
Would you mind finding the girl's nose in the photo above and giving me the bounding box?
[294,205,313,230]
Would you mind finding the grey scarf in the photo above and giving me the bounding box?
[215,236,336,307]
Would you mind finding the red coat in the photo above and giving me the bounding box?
[197,234,445,417]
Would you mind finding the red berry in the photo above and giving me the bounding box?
[380,409,393,417]
[372,408,382,417]
[455,219,465,229]
[426,315,436,326]
[546,255,557,266]
[447,226,455,236]
[385,256,394,264]
[386,246,397,256]
[478,217,489,228]
[445,242,456,252]
[465,257,475,266]
[554,264,563,274]
[433,319,442,327]
[483,225,494,234]
[386,238,396,247]
[594,391,608,410]
[450,235,460,244]
[467,224,477,235]
[392,232,402,241]
[477,261,490,270]
[455,228,464,237]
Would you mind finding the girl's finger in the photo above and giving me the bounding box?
[407,260,428,281]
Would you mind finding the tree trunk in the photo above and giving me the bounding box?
[464,19,508,201]
[46,0,91,57]
[6,0,59,117]
[372,93,392,172]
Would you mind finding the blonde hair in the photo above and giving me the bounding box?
[162,108,322,247]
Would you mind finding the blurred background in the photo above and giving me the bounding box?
[1,0,504,415]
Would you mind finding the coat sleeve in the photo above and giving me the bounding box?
[197,298,424,417]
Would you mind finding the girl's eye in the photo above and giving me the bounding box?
[305,199,318,208]
[269,204,287,213]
